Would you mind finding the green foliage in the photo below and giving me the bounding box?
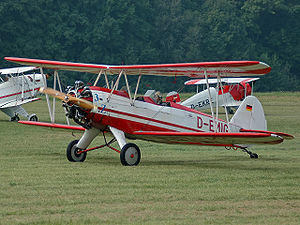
[0,0,299,91]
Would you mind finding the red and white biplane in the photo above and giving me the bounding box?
[5,57,294,166]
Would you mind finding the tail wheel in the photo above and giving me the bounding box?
[120,143,141,166]
[250,153,259,159]
[66,140,87,162]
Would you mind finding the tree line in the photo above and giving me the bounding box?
[0,0,299,92]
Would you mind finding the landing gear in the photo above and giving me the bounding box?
[10,114,20,121]
[241,147,259,159]
[120,143,141,166]
[29,114,38,121]
[66,140,87,162]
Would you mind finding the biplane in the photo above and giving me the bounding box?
[0,66,46,121]
[5,57,294,166]
[182,77,260,114]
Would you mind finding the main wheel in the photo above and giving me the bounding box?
[29,114,38,121]
[10,115,20,121]
[66,140,87,162]
[120,143,141,166]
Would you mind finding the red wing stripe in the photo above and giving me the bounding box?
[109,61,262,69]
[132,131,273,137]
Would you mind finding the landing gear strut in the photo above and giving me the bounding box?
[241,147,259,159]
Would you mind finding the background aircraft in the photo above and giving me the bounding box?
[182,78,260,113]
[0,66,46,121]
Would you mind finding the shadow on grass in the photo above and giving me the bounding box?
[39,146,293,172]
[74,153,291,171]
[140,157,287,171]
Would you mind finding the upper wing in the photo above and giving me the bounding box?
[0,66,37,75]
[131,131,286,146]
[5,57,271,78]
[185,77,260,85]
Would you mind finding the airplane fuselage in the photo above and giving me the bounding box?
[0,73,45,108]
[87,87,241,140]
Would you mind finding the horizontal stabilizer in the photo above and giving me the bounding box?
[132,131,283,146]
[240,129,294,140]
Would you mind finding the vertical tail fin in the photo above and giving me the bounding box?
[230,96,267,131]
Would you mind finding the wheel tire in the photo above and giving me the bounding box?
[66,140,87,162]
[120,143,141,166]
[29,115,38,121]
[250,153,259,159]
[11,115,20,122]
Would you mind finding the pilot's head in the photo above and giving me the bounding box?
[154,91,162,104]
[75,80,84,90]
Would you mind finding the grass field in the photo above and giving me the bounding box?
[0,92,299,225]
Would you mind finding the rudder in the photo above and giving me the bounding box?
[230,96,267,131]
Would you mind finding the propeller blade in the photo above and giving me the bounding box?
[40,87,96,110]
[39,87,66,101]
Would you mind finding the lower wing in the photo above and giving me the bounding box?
[131,131,291,146]
[18,121,85,131]
[0,98,40,108]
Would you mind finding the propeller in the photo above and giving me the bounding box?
[39,87,96,110]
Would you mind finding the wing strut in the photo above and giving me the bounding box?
[218,73,231,132]
[216,73,220,124]
[93,69,103,86]
[108,70,123,102]
[107,70,138,106]
[40,67,54,122]
[204,69,216,132]
[133,74,142,105]
[40,68,70,124]
[123,71,133,105]
[21,74,25,100]
[104,70,110,89]
[54,70,70,125]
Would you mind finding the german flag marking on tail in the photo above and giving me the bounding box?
[246,104,253,111]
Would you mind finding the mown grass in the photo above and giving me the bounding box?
[0,92,299,225]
